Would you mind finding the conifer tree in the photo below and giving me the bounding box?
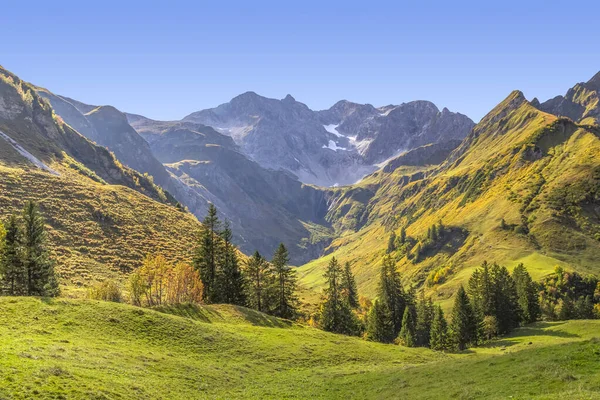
[271,243,298,319]
[340,261,359,309]
[194,204,222,303]
[399,226,406,245]
[22,202,59,296]
[219,220,246,306]
[378,255,406,336]
[430,305,448,351]
[387,232,397,253]
[245,251,271,312]
[512,263,540,324]
[491,263,520,334]
[449,285,477,350]
[415,292,434,347]
[0,215,26,295]
[365,299,394,343]
[320,257,358,335]
[398,306,416,347]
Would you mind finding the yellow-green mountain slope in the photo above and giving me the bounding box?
[299,89,600,308]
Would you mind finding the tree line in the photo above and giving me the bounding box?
[0,201,59,297]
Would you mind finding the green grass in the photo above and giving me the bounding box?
[0,297,599,399]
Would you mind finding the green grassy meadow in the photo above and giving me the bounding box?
[0,297,599,399]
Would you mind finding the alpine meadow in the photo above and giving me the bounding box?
[1,2,600,399]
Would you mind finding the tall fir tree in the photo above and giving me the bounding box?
[430,305,448,351]
[245,251,271,312]
[378,255,406,337]
[365,299,394,343]
[399,226,406,245]
[194,204,222,303]
[398,306,416,347]
[21,202,59,296]
[512,263,540,324]
[0,215,26,295]
[218,220,246,306]
[340,261,359,309]
[415,292,434,347]
[491,263,521,334]
[320,257,358,335]
[271,243,298,319]
[449,285,478,350]
[387,232,397,253]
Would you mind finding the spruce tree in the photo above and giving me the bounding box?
[320,257,358,335]
[490,263,520,334]
[0,215,26,295]
[512,263,540,324]
[387,232,397,253]
[219,220,246,306]
[378,255,406,337]
[22,202,59,296]
[194,204,222,303]
[449,286,477,350]
[340,261,359,309]
[415,292,434,347]
[430,305,448,351]
[365,299,394,343]
[399,227,406,245]
[245,251,271,312]
[271,243,298,319]
[398,306,416,347]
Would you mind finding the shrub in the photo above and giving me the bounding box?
[88,280,123,303]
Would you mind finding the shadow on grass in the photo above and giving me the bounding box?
[480,321,581,350]
[153,303,294,328]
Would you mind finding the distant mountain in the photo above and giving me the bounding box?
[182,92,474,186]
[536,71,600,125]
[299,81,600,305]
[0,66,200,294]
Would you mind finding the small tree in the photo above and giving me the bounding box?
[22,202,59,296]
[512,263,540,324]
[320,257,359,335]
[271,243,298,319]
[219,221,246,306]
[378,255,406,337]
[341,261,359,309]
[387,232,397,253]
[449,286,478,350]
[0,215,26,295]
[365,299,394,343]
[430,306,448,351]
[398,306,416,347]
[194,203,222,303]
[415,292,434,347]
[245,251,271,312]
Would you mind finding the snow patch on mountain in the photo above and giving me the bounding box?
[322,140,347,151]
[323,124,343,137]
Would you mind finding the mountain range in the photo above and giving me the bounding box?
[1,65,599,303]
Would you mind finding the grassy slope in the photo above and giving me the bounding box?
[298,91,600,309]
[0,297,599,399]
[0,165,200,297]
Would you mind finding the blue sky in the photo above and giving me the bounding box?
[2,0,599,121]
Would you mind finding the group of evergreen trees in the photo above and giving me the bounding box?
[365,258,543,351]
[318,257,361,335]
[538,266,599,320]
[0,202,59,297]
[193,204,298,319]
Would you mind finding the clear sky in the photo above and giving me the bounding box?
[2,0,599,122]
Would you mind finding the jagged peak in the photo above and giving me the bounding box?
[282,94,295,102]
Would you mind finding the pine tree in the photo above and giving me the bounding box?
[512,263,540,324]
[449,286,477,350]
[415,292,434,347]
[219,220,246,306]
[490,263,520,334]
[271,243,298,319]
[194,204,222,303]
[340,262,359,309]
[0,215,26,295]
[430,306,448,351]
[399,227,406,245]
[378,255,406,336]
[320,257,358,335]
[365,299,394,343]
[245,251,271,312]
[22,202,59,296]
[398,306,416,347]
[387,232,397,253]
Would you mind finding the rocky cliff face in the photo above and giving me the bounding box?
[536,71,600,126]
[183,93,474,186]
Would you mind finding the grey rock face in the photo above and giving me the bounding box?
[184,93,474,186]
